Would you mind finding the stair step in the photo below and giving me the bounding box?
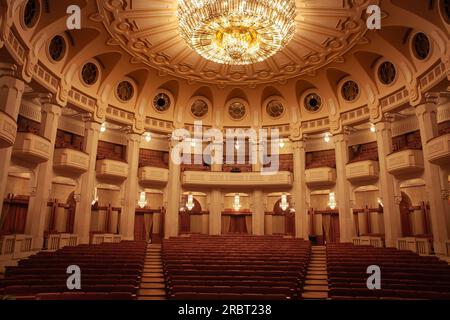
[306,275,327,280]
[307,270,327,276]
[142,272,164,278]
[139,288,166,296]
[140,278,165,284]
[138,296,166,301]
[305,280,328,286]
[309,267,327,271]
[140,283,166,289]
[303,285,329,292]
[302,292,328,299]
[144,268,163,273]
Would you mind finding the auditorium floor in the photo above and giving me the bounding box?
[302,246,329,299]
[137,244,167,300]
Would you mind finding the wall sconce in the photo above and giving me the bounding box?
[324,132,331,143]
[235,141,240,150]
[370,123,376,133]
[144,132,152,142]
[377,197,383,207]
[100,123,106,133]
[279,139,285,148]
[328,192,336,210]
[91,187,99,205]
[186,193,195,211]
[280,193,289,211]
[138,191,147,209]
[190,139,196,148]
[233,194,241,211]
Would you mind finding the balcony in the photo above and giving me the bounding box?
[53,148,89,174]
[305,167,336,188]
[182,171,293,188]
[386,149,424,176]
[427,134,450,167]
[138,166,169,187]
[0,111,17,148]
[96,159,128,181]
[346,160,379,183]
[12,132,51,164]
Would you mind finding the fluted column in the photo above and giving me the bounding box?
[73,121,101,244]
[120,133,141,240]
[375,121,402,247]
[0,66,25,217]
[208,190,222,235]
[25,101,62,250]
[333,133,354,243]
[291,139,308,239]
[415,97,450,255]
[165,139,181,238]
[252,190,265,235]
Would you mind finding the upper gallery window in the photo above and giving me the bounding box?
[304,93,322,112]
[378,61,396,85]
[48,35,66,62]
[81,62,99,86]
[190,99,208,118]
[266,100,285,119]
[153,93,171,112]
[412,32,431,60]
[23,0,40,28]
[341,80,360,102]
[116,81,134,102]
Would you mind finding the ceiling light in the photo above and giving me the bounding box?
[324,132,331,143]
[100,123,106,133]
[186,193,195,211]
[279,139,285,148]
[138,191,147,209]
[328,192,336,210]
[370,123,376,133]
[177,0,297,65]
[144,132,152,142]
[280,193,289,211]
[233,194,241,211]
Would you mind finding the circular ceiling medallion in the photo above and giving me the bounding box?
[190,99,209,118]
[81,62,99,86]
[48,35,66,62]
[341,80,360,102]
[116,81,134,102]
[266,100,285,118]
[378,61,396,85]
[228,101,246,120]
[153,93,171,112]
[23,0,39,28]
[97,0,370,85]
[412,32,431,60]
[304,93,322,112]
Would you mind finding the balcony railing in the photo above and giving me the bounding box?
[0,234,34,261]
[305,167,336,188]
[386,149,424,176]
[53,148,89,174]
[352,236,384,248]
[397,237,432,255]
[91,233,122,245]
[138,166,169,187]
[44,233,79,251]
[96,159,129,181]
[12,132,52,164]
[346,160,379,183]
[0,110,17,148]
[427,133,450,167]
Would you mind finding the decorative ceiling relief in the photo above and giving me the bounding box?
[228,100,247,120]
[266,100,285,119]
[190,98,209,118]
[96,0,370,85]
[153,92,171,112]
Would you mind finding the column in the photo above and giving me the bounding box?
[208,190,222,235]
[164,139,181,238]
[251,140,261,172]
[73,121,101,244]
[415,98,450,255]
[375,121,402,247]
[333,133,354,243]
[119,133,141,240]
[291,139,308,239]
[252,190,265,235]
[25,101,62,250]
[0,67,25,217]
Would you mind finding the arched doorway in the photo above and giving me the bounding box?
[399,192,412,236]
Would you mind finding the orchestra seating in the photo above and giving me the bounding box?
[327,244,450,300]
[0,241,147,300]
[162,235,311,300]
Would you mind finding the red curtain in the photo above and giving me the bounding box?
[229,216,247,233]
[0,201,28,234]
[285,212,295,235]
[179,212,190,234]
[134,214,146,241]
[330,215,340,243]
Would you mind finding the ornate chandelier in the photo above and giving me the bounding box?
[280,193,289,211]
[177,0,297,65]
[138,191,148,209]
[186,193,195,211]
[233,194,241,211]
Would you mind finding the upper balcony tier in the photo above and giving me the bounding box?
[386,149,424,176]
[0,111,17,148]
[346,160,379,183]
[12,132,51,164]
[53,148,89,174]
[138,166,169,187]
[427,134,450,167]
[96,159,128,181]
[305,167,336,188]
[182,171,293,188]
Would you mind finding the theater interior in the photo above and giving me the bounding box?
[0,0,449,302]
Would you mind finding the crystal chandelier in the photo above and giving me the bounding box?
[280,193,289,211]
[328,192,336,210]
[138,191,147,209]
[233,194,241,211]
[177,0,297,65]
[186,193,195,211]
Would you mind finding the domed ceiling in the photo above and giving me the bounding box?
[98,0,371,85]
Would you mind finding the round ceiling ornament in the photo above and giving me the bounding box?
[153,93,171,112]
[412,32,431,60]
[266,100,285,119]
[81,62,99,86]
[378,61,397,85]
[304,93,322,113]
[228,100,247,120]
[190,98,209,118]
[23,0,40,28]
[341,80,360,102]
[48,35,66,62]
[116,81,134,102]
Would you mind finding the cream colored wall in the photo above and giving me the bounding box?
[5,176,30,196]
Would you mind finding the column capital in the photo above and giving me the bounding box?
[333,132,349,144]
[127,132,142,144]
[374,120,392,132]
[291,139,306,151]
[84,120,101,132]
[41,102,62,116]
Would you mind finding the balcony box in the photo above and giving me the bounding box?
[96,159,128,181]
[386,149,424,176]
[53,148,89,174]
[305,167,336,188]
[0,111,17,148]
[182,171,293,188]
[346,160,379,183]
[427,134,450,167]
[12,132,51,164]
[138,166,169,187]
